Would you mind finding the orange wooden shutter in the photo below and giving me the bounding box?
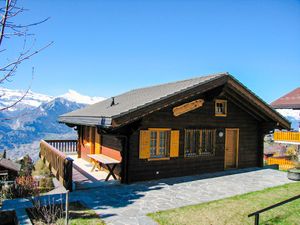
[139,130,150,159]
[95,130,101,154]
[170,130,180,157]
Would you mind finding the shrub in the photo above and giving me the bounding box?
[1,176,39,199]
[33,159,55,192]
[286,146,297,158]
[19,155,34,176]
[32,159,51,177]
[39,177,54,192]
[27,195,65,225]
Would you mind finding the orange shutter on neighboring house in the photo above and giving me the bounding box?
[139,130,150,159]
[170,130,180,157]
[95,130,101,154]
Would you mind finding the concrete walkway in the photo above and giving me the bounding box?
[1,168,294,225]
[72,168,293,225]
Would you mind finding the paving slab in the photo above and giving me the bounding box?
[71,168,293,225]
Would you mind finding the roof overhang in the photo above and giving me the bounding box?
[272,104,300,110]
[59,116,112,128]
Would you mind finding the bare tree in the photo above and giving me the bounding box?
[0,0,52,112]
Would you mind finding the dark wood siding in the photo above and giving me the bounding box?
[0,166,18,180]
[126,93,260,182]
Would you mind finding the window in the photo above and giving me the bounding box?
[149,129,170,158]
[215,100,227,117]
[139,129,179,160]
[184,129,216,156]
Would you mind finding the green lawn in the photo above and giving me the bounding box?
[57,202,105,225]
[28,201,105,225]
[149,182,300,225]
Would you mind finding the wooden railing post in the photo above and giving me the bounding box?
[63,157,73,192]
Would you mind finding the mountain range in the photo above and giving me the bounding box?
[0,88,105,161]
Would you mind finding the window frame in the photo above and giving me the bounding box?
[148,128,171,159]
[215,99,227,117]
[184,129,216,157]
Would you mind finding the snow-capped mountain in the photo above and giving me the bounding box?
[0,87,53,111]
[60,89,105,105]
[0,87,105,161]
[0,88,105,111]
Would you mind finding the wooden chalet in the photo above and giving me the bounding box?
[0,157,21,180]
[51,73,290,186]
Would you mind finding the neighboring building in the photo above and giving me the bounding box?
[271,87,300,145]
[0,157,21,180]
[59,73,290,183]
[271,87,300,110]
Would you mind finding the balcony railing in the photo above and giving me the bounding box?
[274,131,300,143]
[45,139,78,154]
[249,194,300,225]
[40,140,73,191]
[266,156,295,171]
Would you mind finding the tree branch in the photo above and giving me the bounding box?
[0,0,10,46]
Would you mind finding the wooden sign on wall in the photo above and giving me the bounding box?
[173,99,204,117]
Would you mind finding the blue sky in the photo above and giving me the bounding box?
[3,0,300,103]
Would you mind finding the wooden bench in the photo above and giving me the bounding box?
[87,154,121,181]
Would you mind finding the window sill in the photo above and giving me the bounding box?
[148,157,170,161]
[215,114,227,117]
[185,154,215,158]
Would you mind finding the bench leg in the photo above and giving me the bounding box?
[105,164,117,181]
[91,162,96,172]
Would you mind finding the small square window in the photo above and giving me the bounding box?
[215,100,227,117]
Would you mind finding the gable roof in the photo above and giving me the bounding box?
[59,72,290,129]
[271,87,300,109]
[0,158,21,172]
[59,73,225,125]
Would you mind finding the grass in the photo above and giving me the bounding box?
[28,201,105,225]
[148,182,300,225]
[289,169,300,173]
[56,202,105,225]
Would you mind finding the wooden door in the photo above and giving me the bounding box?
[225,129,239,169]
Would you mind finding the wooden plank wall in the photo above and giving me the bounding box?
[126,93,260,182]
